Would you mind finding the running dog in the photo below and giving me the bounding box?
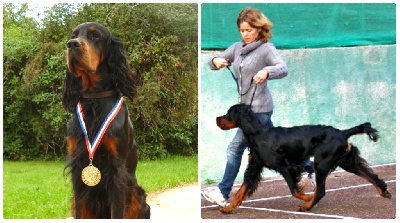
[216,104,391,213]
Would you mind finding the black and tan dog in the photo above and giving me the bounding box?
[63,22,150,219]
[216,104,391,213]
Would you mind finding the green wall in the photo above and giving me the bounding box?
[201,3,396,49]
[200,45,396,184]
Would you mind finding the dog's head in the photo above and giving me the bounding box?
[216,104,260,133]
[62,22,136,112]
[66,22,113,75]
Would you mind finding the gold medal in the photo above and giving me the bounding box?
[76,99,123,187]
[81,164,101,186]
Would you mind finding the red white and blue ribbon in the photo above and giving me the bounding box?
[76,97,124,159]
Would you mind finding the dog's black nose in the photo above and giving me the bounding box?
[67,39,81,49]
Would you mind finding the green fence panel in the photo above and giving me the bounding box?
[201,3,396,49]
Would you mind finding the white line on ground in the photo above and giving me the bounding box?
[238,206,359,219]
[201,179,396,209]
[234,162,396,186]
[205,162,395,191]
[235,180,396,219]
[245,179,396,203]
[201,162,395,218]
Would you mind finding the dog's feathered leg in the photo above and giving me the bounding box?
[220,152,263,214]
[220,183,248,214]
[338,144,391,199]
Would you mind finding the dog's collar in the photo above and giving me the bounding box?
[81,90,118,99]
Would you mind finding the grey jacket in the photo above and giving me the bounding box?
[209,40,288,113]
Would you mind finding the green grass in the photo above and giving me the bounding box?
[3,155,198,219]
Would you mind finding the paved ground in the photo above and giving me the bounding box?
[201,163,396,219]
[66,184,199,219]
[148,184,199,219]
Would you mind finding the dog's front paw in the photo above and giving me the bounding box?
[298,202,312,212]
[220,206,234,214]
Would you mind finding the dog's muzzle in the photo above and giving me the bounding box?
[216,116,237,130]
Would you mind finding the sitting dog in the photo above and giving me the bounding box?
[63,22,150,218]
[216,104,391,213]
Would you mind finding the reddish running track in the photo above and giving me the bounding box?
[201,163,396,219]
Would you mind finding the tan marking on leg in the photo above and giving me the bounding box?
[298,187,317,212]
[66,136,77,154]
[294,190,313,202]
[346,143,353,152]
[102,136,118,157]
[220,184,248,214]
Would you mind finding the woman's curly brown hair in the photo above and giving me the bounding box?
[236,7,273,43]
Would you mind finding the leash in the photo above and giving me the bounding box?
[226,65,257,106]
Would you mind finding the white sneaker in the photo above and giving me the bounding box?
[298,174,308,191]
[201,188,228,207]
[298,173,316,191]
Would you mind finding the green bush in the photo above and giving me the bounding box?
[3,3,198,160]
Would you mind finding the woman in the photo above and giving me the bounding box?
[201,7,289,207]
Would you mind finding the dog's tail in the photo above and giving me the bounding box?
[342,122,379,142]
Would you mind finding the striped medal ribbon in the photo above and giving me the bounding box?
[76,97,124,186]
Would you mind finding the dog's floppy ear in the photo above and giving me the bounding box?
[107,35,136,100]
[62,69,82,113]
[234,104,260,134]
[238,115,260,134]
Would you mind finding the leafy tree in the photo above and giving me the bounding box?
[3,3,198,160]
[3,3,45,160]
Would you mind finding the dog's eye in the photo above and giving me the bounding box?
[89,32,100,40]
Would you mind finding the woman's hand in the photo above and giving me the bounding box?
[253,69,269,84]
[212,57,230,69]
